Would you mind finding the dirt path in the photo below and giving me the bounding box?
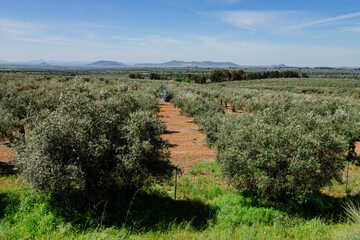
[0,142,16,162]
[158,102,215,173]
[222,102,243,114]
[0,142,17,175]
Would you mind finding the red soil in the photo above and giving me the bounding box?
[356,142,360,156]
[222,102,243,114]
[158,102,215,173]
[0,142,17,175]
[0,142,16,162]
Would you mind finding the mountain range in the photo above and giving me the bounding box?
[0,60,241,68]
[134,60,240,67]
[87,61,126,67]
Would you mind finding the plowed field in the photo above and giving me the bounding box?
[158,102,215,173]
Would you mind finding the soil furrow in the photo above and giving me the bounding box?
[158,102,215,173]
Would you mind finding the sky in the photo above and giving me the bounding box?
[0,0,359,67]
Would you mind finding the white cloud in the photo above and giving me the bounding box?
[113,35,188,46]
[0,19,43,29]
[216,10,360,33]
[0,19,43,38]
[0,18,103,47]
[107,34,360,67]
[341,26,360,33]
[184,35,360,67]
[282,11,360,31]
[1,18,359,66]
[216,10,304,31]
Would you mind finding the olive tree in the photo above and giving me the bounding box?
[215,108,354,202]
[0,107,20,140]
[18,90,173,200]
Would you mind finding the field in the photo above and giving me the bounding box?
[0,71,360,239]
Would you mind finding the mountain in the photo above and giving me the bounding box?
[46,60,91,66]
[87,61,126,67]
[25,59,47,65]
[135,60,240,68]
[271,64,288,68]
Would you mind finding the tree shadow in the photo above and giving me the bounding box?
[0,161,17,175]
[0,141,17,175]
[252,192,360,222]
[163,130,180,134]
[0,192,20,218]
[47,188,217,232]
[121,192,217,231]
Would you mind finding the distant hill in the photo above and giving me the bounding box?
[135,60,240,68]
[87,61,126,67]
[25,59,47,65]
[271,64,288,68]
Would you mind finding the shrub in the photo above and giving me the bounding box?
[173,77,182,82]
[210,70,228,82]
[135,73,144,79]
[0,107,20,140]
[149,72,161,80]
[232,70,245,80]
[18,88,173,202]
[216,108,351,202]
[302,72,310,78]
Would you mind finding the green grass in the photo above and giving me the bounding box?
[0,162,359,239]
[323,163,360,197]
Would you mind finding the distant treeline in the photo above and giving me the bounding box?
[210,69,308,82]
[128,69,309,83]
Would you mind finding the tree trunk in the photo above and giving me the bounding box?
[19,125,25,136]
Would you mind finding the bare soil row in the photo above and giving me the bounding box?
[158,102,215,173]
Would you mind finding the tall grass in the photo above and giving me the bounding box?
[333,201,360,240]
[1,160,359,239]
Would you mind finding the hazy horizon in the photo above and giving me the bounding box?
[1,0,360,67]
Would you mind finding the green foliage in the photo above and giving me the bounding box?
[333,201,360,239]
[129,73,144,79]
[232,69,245,80]
[135,73,144,79]
[173,76,182,82]
[17,87,173,201]
[149,72,161,80]
[210,69,299,82]
[302,72,310,78]
[210,69,229,82]
[171,91,223,117]
[215,110,349,202]
[245,70,299,80]
[0,108,20,140]
[215,193,289,227]
[172,75,206,84]
[1,72,360,239]
[168,79,360,202]
[188,74,207,84]
[0,161,356,239]
[129,72,136,78]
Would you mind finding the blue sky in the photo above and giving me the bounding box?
[0,0,359,66]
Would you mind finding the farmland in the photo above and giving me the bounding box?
[0,70,360,239]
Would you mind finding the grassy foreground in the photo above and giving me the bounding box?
[0,161,359,239]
